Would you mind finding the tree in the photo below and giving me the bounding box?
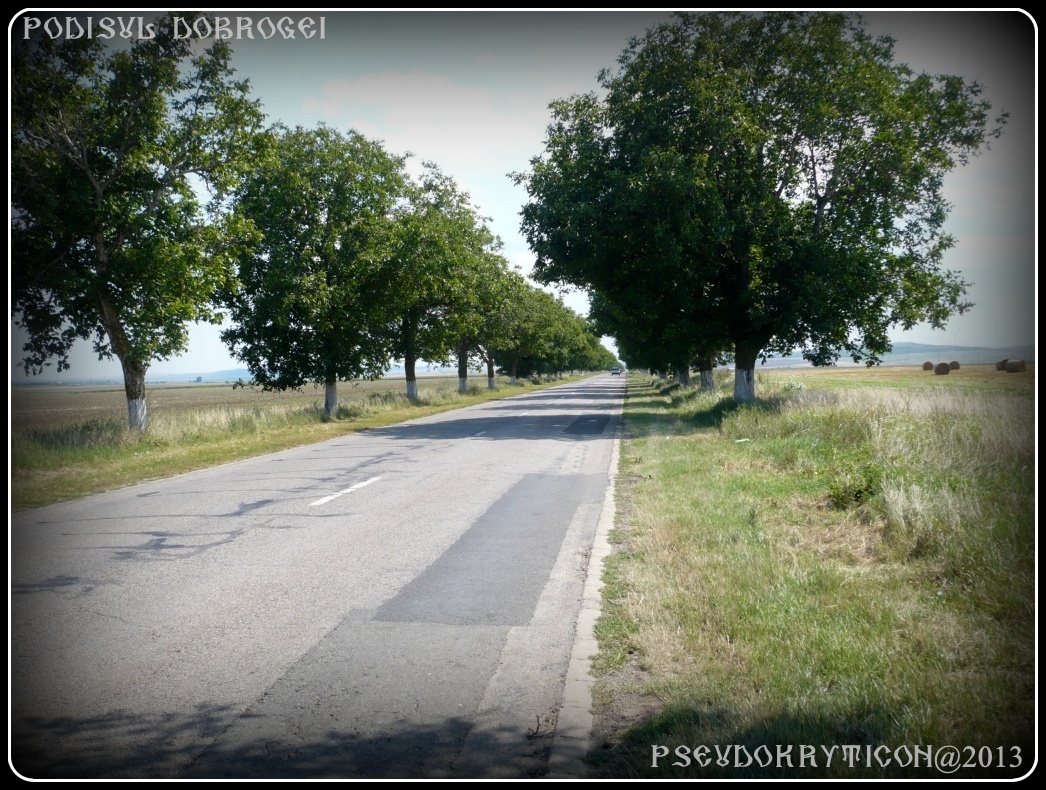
[515,12,1006,401]
[486,276,549,384]
[471,266,529,390]
[12,12,264,429]
[452,250,513,393]
[489,282,599,382]
[588,279,726,389]
[384,165,505,400]
[220,125,409,416]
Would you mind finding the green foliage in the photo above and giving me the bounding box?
[220,124,409,409]
[825,460,884,509]
[12,13,265,427]
[384,164,510,395]
[515,12,1006,401]
[488,278,607,379]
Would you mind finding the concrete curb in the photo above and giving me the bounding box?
[547,429,621,778]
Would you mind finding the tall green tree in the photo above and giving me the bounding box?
[489,282,597,382]
[12,12,264,429]
[471,266,530,390]
[452,250,513,393]
[385,165,505,400]
[220,125,409,416]
[485,275,547,385]
[516,12,1006,401]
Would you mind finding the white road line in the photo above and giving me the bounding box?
[309,475,383,507]
[473,431,487,437]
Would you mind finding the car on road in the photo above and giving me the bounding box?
[611,367,621,375]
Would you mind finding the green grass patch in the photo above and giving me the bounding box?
[588,368,1034,779]
[592,546,644,675]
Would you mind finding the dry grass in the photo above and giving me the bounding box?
[10,374,585,510]
[587,368,1034,779]
[10,376,468,433]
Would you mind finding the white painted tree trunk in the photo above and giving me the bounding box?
[99,294,150,431]
[456,346,470,394]
[406,379,419,401]
[486,354,496,389]
[127,398,147,432]
[324,381,338,416]
[734,367,756,402]
[700,369,715,390]
[509,375,517,385]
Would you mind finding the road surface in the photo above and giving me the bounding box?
[10,374,623,778]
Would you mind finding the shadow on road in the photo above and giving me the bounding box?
[13,706,556,779]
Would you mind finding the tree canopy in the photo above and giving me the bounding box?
[384,165,508,400]
[515,11,1006,400]
[488,277,612,382]
[220,124,409,415]
[12,12,264,428]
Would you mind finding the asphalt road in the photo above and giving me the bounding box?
[10,374,624,779]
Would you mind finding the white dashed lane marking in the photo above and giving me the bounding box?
[309,476,383,507]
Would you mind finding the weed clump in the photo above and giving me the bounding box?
[826,460,884,509]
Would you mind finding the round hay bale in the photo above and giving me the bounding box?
[1005,359,1026,373]
[934,362,950,376]
[996,359,1009,371]
[948,360,960,370]
[922,361,934,371]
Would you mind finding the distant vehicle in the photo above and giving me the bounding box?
[611,367,621,375]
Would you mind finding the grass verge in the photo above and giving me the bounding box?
[587,366,1035,779]
[11,374,591,511]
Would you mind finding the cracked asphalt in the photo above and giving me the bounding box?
[10,375,623,779]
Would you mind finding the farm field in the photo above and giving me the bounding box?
[11,376,463,433]
[587,364,1035,779]
[11,364,1031,434]
[746,362,1035,391]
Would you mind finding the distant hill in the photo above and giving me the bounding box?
[753,342,1034,369]
[873,342,1033,367]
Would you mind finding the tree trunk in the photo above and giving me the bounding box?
[676,366,691,386]
[486,353,496,390]
[509,357,519,385]
[96,290,149,431]
[457,345,468,394]
[404,355,419,401]
[324,379,338,416]
[697,355,715,390]
[121,356,148,432]
[401,314,420,401]
[734,342,759,402]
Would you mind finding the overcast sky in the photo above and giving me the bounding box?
[8,10,1036,381]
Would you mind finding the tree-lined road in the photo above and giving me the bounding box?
[11,375,623,778]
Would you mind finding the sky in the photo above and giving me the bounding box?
[8,10,1037,381]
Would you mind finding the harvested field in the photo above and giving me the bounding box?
[11,376,463,434]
